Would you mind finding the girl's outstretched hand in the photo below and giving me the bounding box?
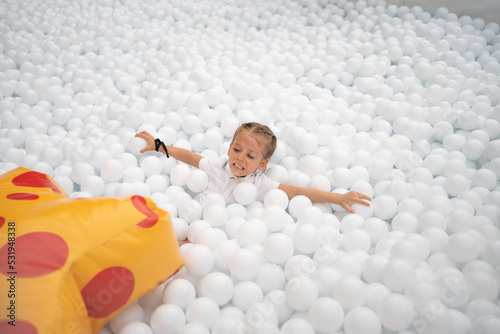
[135,131,156,153]
[339,191,372,214]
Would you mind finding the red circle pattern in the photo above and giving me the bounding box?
[6,193,39,200]
[131,195,159,228]
[80,266,135,318]
[0,319,38,334]
[0,232,69,278]
[12,171,62,194]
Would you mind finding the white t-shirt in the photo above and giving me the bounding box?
[196,156,280,204]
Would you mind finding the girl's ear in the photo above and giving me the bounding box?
[258,158,269,171]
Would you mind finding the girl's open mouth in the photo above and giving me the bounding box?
[233,163,245,171]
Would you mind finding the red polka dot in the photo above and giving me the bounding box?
[81,266,135,318]
[0,232,69,278]
[131,195,159,228]
[0,217,4,229]
[6,193,39,200]
[12,171,62,194]
[0,319,37,334]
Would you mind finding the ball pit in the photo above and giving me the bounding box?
[1,0,500,333]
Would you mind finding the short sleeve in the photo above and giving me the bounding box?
[254,173,280,202]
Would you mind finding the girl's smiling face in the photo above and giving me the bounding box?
[227,130,269,177]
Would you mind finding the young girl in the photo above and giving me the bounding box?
[135,122,371,213]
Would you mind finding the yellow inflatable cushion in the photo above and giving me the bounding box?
[0,167,183,333]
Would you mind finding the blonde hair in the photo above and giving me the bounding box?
[231,122,277,159]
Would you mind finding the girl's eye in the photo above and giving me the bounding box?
[233,148,240,152]
[247,155,254,159]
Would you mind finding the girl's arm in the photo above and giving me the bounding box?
[135,131,203,168]
[278,184,371,214]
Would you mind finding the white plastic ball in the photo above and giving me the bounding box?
[361,218,389,245]
[211,317,245,334]
[308,297,344,333]
[183,244,214,277]
[377,293,414,331]
[71,162,95,184]
[236,219,268,247]
[391,212,419,233]
[405,281,440,309]
[182,114,202,134]
[81,175,105,197]
[261,205,288,232]
[446,231,481,263]
[197,272,234,306]
[170,164,191,187]
[263,233,294,264]
[110,303,145,334]
[229,249,260,280]
[381,259,416,293]
[128,136,147,156]
[465,271,499,301]
[232,281,264,312]
[176,323,210,334]
[195,228,228,249]
[288,195,312,219]
[150,304,186,334]
[122,166,145,183]
[140,155,163,177]
[297,206,325,226]
[332,275,367,311]
[292,223,320,254]
[343,307,382,334]
[254,263,286,294]
[119,321,153,334]
[362,254,389,283]
[202,205,228,228]
[413,300,453,334]
[342,228,371,252]
[284,277,319,312]
[233,182,258,206]
[280,318,315,334]
[213,239,240,271]
[185,297,220,330]
[284,255,316,280]
[372,195,398,220]
[263,188,289,209]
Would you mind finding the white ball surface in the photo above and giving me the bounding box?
[343,307,382,334]
[377,293,414,331]
[232,281,264,312]
[308,297,344,333]
[140,155,163,177]
[196,272,234,306]
[332,275,367,311]
[284,277,319,311]
[100,159,124,182]
[280,318,315,334]
[170,164,191,186]
[162,279,197,310]
[150,304,186,334]
[183,244,214,277]
[233,182,258,206]
[292,223,320,254]
[260,205,288,232]
[263,233,294,264]
[185,297,220,330]
[119,322,153,334]
[263,188,289,209]
[372,195,398,220]
[229,249,260,281]
[236,219,268,247]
